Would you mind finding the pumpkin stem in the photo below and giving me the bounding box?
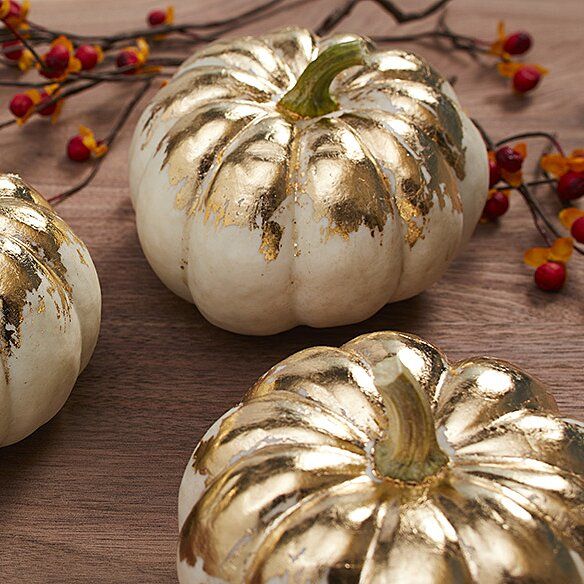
[277,39,368,119]
[372,358,449,483]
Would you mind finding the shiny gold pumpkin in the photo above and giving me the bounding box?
[178,332,584,583]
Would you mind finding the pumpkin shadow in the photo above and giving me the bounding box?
[0,409,67,516]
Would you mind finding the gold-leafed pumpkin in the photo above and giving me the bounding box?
[130,28,488,335]
[178,332,584,583]
[0,174,101,446]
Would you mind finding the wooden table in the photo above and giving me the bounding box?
[1,0,582,581]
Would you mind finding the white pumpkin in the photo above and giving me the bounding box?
[129,28,488,335]
[0,174,101,447]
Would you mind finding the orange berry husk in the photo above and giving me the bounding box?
[497,60,548,79]
[549,237,574,263]
[78,125,109,158]
[524,237,573,268]
[500,168,523,187]
[524,247,551,268]
[559,208,584,229]
[542,150,584,177]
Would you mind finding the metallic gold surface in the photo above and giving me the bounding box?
[179,331,584,583]
[0,174,79,373]
[140,28,467,260]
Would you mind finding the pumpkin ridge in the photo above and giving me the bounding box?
[196,113,293,262]
[244,475,379,582]
[182,448,369,578]
[255,37,297,91]
[336,115,395,219]
[180,38,293,91]
[438,471,583,581]
[172,64,282,95]
[260,27,316,82]
[338,72,466,180]
[0,232,73,361]
[140,68,280,145]
[239,390,371,445]
[455,462,584,551]
[0,228,72,305]
[247,345,384,400]
[0,200,74,292]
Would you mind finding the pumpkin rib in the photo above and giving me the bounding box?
[190,392,370,482]
[335,115,395,214]
[0,232,72,325]
[341,49,444,91]
[182,449,369,579]
[234,390,371,445]
[435,359,559,448]
[364,496,478,583]
[177,38,293,91]
[247,346,387,437]
[441,471,584,582]
[261,27,316,81]
[0,202,74,296]
[198,113,293,234]
[172,64,283,96]
[339,84,466,183]
[341,331,451,411]
[143,68,279,134]
[456,462,584,553]
[244,475,380,582]
[255,37,297,90]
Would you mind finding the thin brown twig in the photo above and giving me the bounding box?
[495,131,565,156]
[2,18,45,66]
[48,80,153,205]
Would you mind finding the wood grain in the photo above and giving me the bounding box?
[0,0,583,582]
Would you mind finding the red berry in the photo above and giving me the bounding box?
[557,170,584,201]
[37,92,57,116]
[116,49,139,74]
[148,9,166,26]
[42,44,70,78]
[75,45,99,71]
[9,93,33,118]
[496,146,524,173]
[488,156,501,187]
[483,191,509,221]
[571,216,584,243]
[513,66,541,94]
[503,32,532,55]
[2,1,23,23]
[2,39,23,61]
[534,261,566,292]
[67,135,91,162]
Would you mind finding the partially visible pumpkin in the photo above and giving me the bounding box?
[179,331,584,583]
[130,28,488,335]
[0,174,101,447]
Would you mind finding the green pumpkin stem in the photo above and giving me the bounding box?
[277,39,368,119]
[373,358,449,483]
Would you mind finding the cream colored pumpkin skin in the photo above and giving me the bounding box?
[0,174,101,447]
[178,331,584,584]
[129,28,488,335]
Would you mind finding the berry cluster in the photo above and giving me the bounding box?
[479,131,583,293]
[490,22,547,94]
[482,144,527,221]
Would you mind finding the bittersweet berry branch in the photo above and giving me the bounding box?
[47,80,152,205]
